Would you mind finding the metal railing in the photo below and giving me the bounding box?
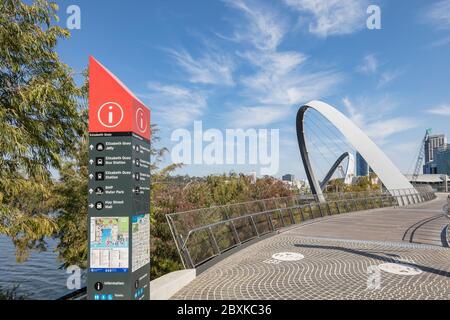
[167,187,436,269]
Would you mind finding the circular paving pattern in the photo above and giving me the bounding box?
[173,196,450,300]
[272,252,305,262]
[172,234,450,300]
[378,263,423,276]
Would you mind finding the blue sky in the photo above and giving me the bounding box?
[55,0,450,179]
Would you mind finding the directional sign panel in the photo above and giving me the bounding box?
[87,57,151,301]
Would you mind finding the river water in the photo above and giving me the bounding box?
[0,236,85,300]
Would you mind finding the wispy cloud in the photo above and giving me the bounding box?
[224,0,341,126]
[364,118,418,143]
[377,69,402,88]
[141,83,208,128]
[427,104,450,116]
[223,0,286,51]
[283,0,369,37]
[423,1,450,48]
[342,96,419,144]
[424,0,450,30]
[356,54,402,88]
[239,51,341,106]
[166,48,235,86]
[342,97,364,127]
[357,54,378,74]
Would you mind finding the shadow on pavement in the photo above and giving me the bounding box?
[402,214,447,246]
[294,243,450,278]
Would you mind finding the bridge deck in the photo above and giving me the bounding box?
[172,194,450,300]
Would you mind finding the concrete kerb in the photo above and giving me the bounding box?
[150,269,196,300]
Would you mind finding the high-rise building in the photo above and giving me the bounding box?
[434,144,450,176]
[282,174,295,182]
[423,134,447,174]
[424,134,447,163]
[423,162,437,174]
[356,152,369,176]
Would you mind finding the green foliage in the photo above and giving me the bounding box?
[0,0,84,179]
[0,0,83,260]
[150,172,294,277]
[326,174,381,194]
[0,285,28,300]
[50,127,89,269]
[47,71,88,269]
[326,178,346,193]
[0,177,58,262]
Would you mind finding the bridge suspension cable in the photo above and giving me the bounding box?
[303,110,356,182]
[306,110,357,155]
[303,120,340,180]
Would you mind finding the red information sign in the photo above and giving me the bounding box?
[88,56,151,140]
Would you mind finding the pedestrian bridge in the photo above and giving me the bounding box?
[170,192,450,300]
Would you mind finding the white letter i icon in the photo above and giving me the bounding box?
[108,106,113,124]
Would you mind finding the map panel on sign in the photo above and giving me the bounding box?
[90,217,129,272]
[132,214,150,272]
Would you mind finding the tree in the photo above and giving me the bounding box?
[0,0,84,260]
[327,178,345,193]
[50,113,89,269]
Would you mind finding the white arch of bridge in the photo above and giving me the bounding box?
[296,100,415,203]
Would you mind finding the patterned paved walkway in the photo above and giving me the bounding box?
[173,194,450,300]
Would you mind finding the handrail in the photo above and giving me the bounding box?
[167,187,436,269]
[167,189,395,218]
[180,194,391,249]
